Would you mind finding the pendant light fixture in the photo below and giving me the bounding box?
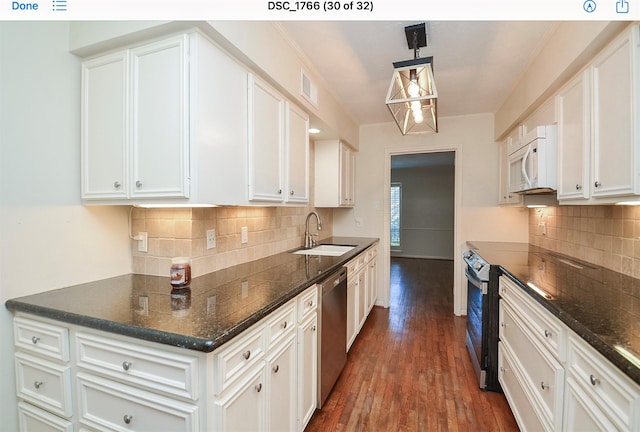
[385,23,438,135]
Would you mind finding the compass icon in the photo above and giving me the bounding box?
[583,0,596,12]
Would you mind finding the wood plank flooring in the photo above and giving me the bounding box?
[305,257,519,431]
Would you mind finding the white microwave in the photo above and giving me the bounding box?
[508,125,557,194]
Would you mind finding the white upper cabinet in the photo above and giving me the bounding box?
[557,24,640,204]
[81,30,309,206]
[81,51,129,200]
[591,27,639,198]
[247,74,310,205]
[248,74,285,202]
[82,35,189,201]
[130,36,190,199]
[315,140,356,208]
[498,127,524,206]
[556,70,591,201]
[286,103,310,203]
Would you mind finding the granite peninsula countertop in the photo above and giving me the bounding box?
[6,237,379,353]
[468,241,640,386]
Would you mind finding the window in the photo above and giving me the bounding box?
[390,182,401,248]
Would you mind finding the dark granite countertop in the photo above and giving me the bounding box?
[5,237,379,353]
[467,241,640,386]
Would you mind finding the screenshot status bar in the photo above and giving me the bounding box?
[1,0,638,20]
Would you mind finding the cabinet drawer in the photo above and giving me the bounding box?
[500,302,564,431]
[14,316,70,362]
[499,276,564,361]
[298,285,318,322]
[15,352,73,418]
[345,254,365,276]
[266,300,296,350]
[566,334,640,431]
[365,245,378,262]
[18,401,73,432]
[77,373,198,432]
[498,343,546,432]
[76,332,199,400]
[213,325,265,394]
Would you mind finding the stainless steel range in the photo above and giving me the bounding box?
[463,249,501,392]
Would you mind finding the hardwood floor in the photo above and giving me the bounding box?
[305,257,519,431]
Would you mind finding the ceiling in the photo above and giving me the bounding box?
[277,21,558,127]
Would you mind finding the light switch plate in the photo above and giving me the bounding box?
[241,226,248,244]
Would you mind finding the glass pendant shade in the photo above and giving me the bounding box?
[385,56,438,135]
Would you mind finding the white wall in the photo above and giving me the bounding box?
[391,164,455,260]
[0,22,132,430]
[333,114,529,315]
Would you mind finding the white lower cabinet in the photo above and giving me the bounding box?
[499,275,640,432]
[13,284,320,432]
[346,244,378,351]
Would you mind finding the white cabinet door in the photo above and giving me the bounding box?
[556,70,591,200]
[214,365,266,432]
[563,377,618,431]
[285,102,309,203]
[131,35,190,199]
[591,28,639,198]
[367,251,378,312]
[81,51,128,199]
[356,269,367,332]
[346,276,357,351]
[266,335,297,432]
[248,74,285,202]
[297,313,317,431]
[340,143,355,206]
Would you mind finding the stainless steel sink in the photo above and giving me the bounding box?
[292,244,355,257]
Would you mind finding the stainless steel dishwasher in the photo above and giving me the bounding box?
[317,267,348,408]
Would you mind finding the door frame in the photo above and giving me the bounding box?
[381,145,464,315]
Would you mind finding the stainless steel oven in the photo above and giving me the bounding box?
[463,249,501,392]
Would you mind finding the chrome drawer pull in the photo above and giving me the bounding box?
[589,374,600,386]
[242,350,251,360]
[122,361,132,371]
[31,336,40,344]
[123,415,133,425]
[33,381,43,389]
[255,383,263,393]
[540,381,549,390]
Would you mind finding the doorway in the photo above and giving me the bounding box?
[383,149,462,314]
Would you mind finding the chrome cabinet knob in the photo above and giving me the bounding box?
[290,190,294,195]
[540,381,549,390]
[278,189,282,194]
[311,325,316,332]
[242,350,251,360]
[544,330,551,338]
[33,381,43,389]
[590,374,600,386]
[255,383,263,393]
[594,181,601,188]
[123,415,133,425]
[273,365,279,374]
[122,361,132,371]
[114,181,122,189]
[31,336,40,344]
[136,180,143,188]
[281,321,287,329]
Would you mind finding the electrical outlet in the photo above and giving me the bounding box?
[206,229,216,249]
[540,222,546,235]
[138,232,148,252]
[241,226,248,244]
[241,280,249,298]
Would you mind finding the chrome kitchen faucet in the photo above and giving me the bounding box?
[304,211,322,249]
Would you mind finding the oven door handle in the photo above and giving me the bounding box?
[465,266,488,295]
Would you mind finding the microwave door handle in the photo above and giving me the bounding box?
[521,145,532,188]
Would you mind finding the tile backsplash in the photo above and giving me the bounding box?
[131,206,332,278]
[529,205,640,278]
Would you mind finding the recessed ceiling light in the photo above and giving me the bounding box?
[309,128,321,134]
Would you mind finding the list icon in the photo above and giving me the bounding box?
[52,0,67,11]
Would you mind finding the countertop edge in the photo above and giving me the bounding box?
[6,237,380,354]
[499,268,640,386]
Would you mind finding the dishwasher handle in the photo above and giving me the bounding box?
[321,269,347,294]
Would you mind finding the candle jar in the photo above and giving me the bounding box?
[170,257,191,288]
